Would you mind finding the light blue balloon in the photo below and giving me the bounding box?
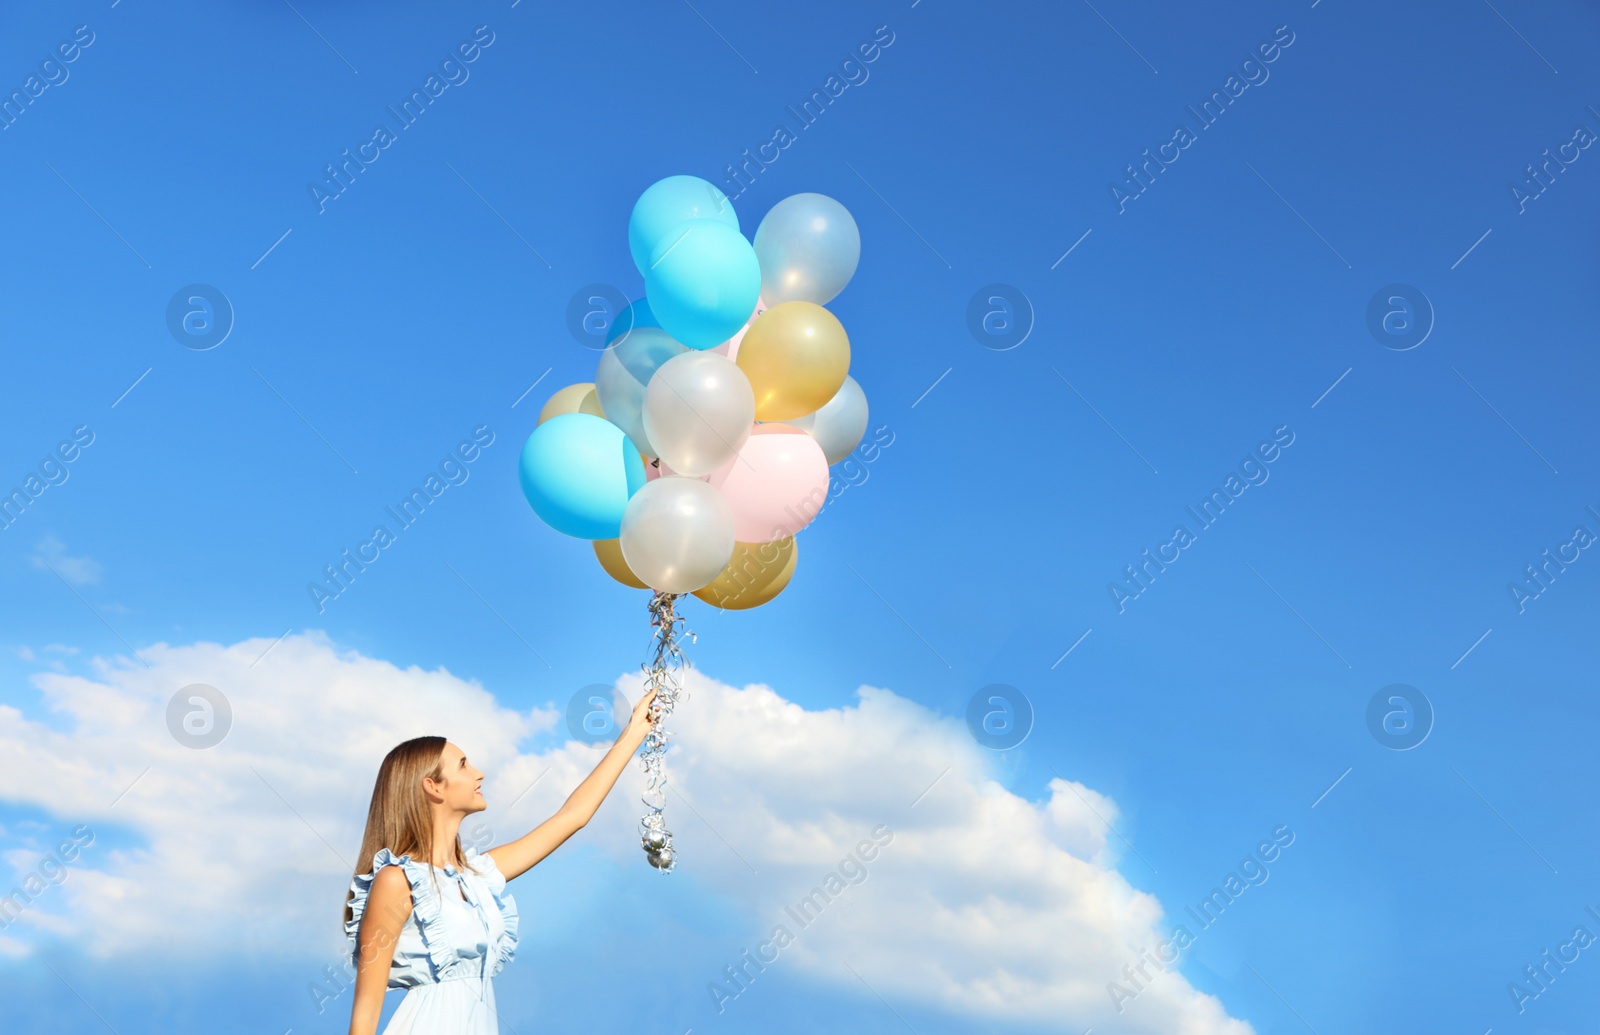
[606,297,658,347]
[754,193,860,305]
[518,413,645,540]
[628,175,739,275]
[784,374,868,464]
[644,219,762,350]
[594,326,690,455]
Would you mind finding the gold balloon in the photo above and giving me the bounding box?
[538,383,606,425]
[735,302,850,421]
[692,537,797,610]
[593,537,648,589]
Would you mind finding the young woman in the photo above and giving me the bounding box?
[344,688,657,1035]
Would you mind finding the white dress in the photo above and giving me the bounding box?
[346,846,520,1034]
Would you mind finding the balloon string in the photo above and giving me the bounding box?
[638,590,695,871]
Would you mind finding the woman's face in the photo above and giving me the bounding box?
[427,742,487,815]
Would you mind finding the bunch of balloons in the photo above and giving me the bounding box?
[518,175,869,611]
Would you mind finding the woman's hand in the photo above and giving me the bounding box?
[624,688,659,744]
[485,686,662,881]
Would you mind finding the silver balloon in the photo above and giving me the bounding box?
[619,476,735,593]
[646,846,675,870]
[753,193,861,306]
[643,352,755,477]
[784,374,868,464]
[594,327,689,456]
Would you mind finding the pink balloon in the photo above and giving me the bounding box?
[709,295,767,362]
[706,424,829,543]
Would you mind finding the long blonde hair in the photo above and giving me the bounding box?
[343,735,472,927]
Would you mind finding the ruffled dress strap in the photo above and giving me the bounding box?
[463,846,520,972]
[345,847,459,979]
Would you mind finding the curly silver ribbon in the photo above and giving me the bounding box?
[638,590,695,872]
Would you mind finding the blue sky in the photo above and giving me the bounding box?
[2,0,1599,1032]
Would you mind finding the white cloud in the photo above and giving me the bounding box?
[0,632,1251,1035]
[30,536,102,586]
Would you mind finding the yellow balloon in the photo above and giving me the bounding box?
[593,537,648,589]
[692,537,798,610]
[735,302,850,421]
[538,383,606,425]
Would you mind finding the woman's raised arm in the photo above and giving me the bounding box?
[487,688,657,881]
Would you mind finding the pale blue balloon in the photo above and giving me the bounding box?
[644,219,762,350]
[784,374,868,464]
[518,413,645,540]
[628,175,739,275]
[594,326,690,455]
[754,193,861,305]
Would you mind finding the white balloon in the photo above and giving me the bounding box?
[754,193,861,306]
[643,352,756,477]
[619,476,735,593]
[594,327,689,456]
[783,374,868,464]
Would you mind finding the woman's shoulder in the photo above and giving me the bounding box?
[369,862,412,896]
[359,864,414,926]
[359,847,425,878]
[344,848,461,977]
[345,849,431,939]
